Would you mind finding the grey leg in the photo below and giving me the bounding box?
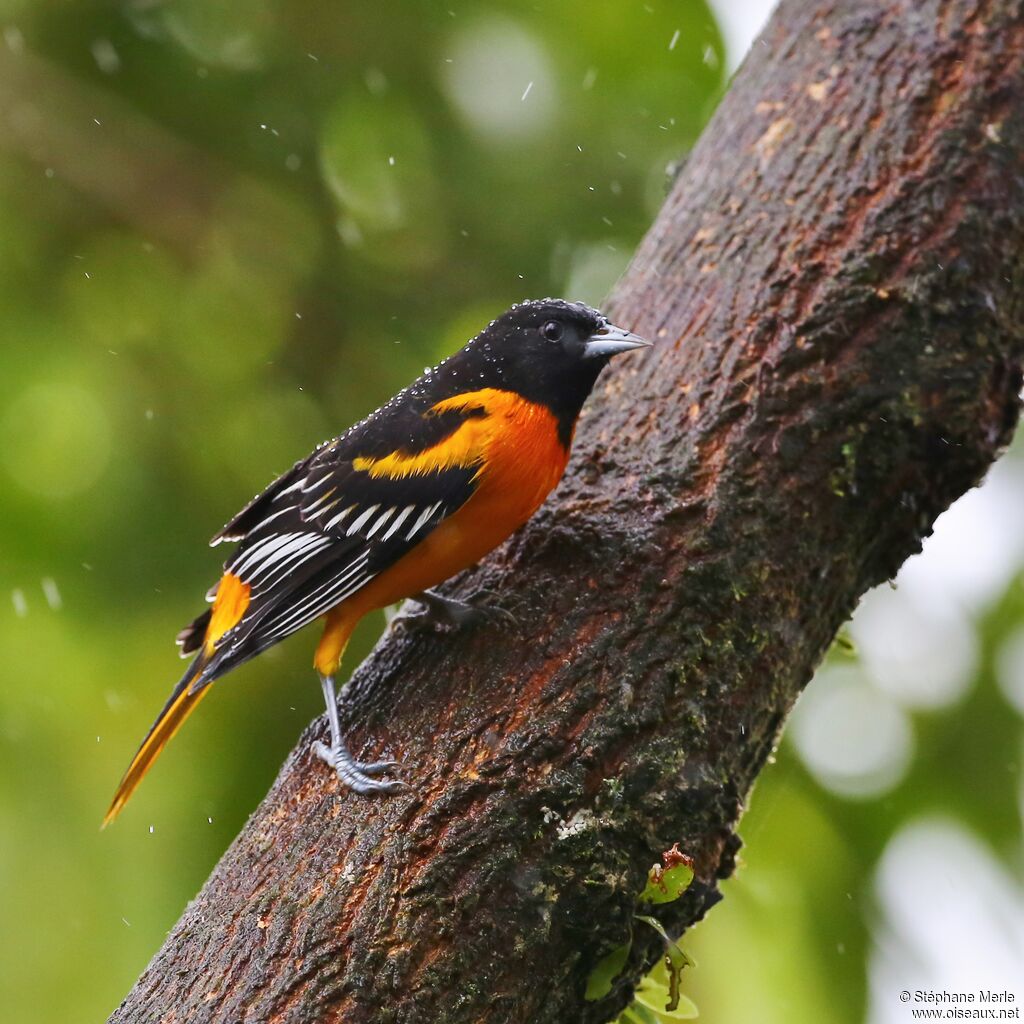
[398,589,515,631]
[311,674,405,795]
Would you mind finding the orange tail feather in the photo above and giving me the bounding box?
[102,674,210,828]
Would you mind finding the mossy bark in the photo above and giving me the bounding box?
[110,1,1024,1021]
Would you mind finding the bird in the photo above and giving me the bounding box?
[103,298,649,825]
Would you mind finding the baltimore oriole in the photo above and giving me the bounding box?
[104,299,648,824]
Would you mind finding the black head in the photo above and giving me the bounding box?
[462,298,649,444]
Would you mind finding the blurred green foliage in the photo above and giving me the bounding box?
[0,2,722,1020]
[1,3,1020,1024]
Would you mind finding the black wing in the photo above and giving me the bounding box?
[187,388,488,685]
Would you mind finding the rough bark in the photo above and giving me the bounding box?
[110,1,1024,1021]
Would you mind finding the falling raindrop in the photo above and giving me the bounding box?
[41,577,62,610]
[364,67,387,94]
[3,25,24,53]
[91,38,121,74]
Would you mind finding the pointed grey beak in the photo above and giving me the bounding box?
[582,321,652,359]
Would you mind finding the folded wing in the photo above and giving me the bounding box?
[183,391,492,687]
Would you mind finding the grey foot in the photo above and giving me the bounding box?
[399,589,516,632]
[312,740,406,795]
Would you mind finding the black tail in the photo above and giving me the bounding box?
[176,608,212,656]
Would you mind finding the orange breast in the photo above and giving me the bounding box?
[347,390,570,615]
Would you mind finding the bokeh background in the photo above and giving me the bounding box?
[0,2,1020,1022]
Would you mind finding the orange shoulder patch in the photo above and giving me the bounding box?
[351,388,513,481]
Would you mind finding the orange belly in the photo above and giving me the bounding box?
[313,392,570,675]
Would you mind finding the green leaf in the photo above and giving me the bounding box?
[633,979,699,1021]
[634,915,695,1015]
[831,629,858,658]
[639,862,694,905]
[635,916,686,957]
[585,940,632,1001]
[614,958,700,1024]
[616,1004,662,1024]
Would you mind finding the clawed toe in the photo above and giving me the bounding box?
[393,606,432,631]
[314,675,408,796]
[458,589,519,628]
[486,604,518,627]
[313,741,407,794]
[350,775,408,795]
[357,759,402,777]
[396,589,516,633]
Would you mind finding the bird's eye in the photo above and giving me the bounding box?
[540,320,563,342]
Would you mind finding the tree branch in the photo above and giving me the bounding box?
[109,1,1024,1021]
